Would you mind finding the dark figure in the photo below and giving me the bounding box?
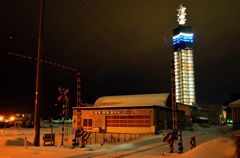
[190,136,196,149]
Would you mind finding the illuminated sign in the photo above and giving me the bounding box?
[173,32,193,45]
[93,110,131,115]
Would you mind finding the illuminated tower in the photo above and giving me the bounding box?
[172,4,195,106]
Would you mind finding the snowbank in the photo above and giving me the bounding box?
[176,137,236,158]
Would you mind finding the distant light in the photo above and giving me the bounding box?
[177,5,187,25]
[0,116,4,121]
[227,119,233,124]
[10,116,15,121]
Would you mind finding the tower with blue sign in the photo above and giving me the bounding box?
[173,4,195,106]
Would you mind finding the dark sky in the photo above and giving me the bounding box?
[1,0,240,115]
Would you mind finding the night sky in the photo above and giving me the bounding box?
[1,0,240,116]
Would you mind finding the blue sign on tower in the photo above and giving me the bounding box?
[173,32,194,45]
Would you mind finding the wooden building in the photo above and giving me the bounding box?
[72,93,186,134]
[229,99,240,129]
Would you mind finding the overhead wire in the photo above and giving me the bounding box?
[52,0,123,58]
[85,0,139,54]
[71,0,139,58]
[8,52,79,72]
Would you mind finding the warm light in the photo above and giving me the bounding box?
[10,116,15,121]
[177,5,187,25]
[174,48,195,106]
[0,116,4,121]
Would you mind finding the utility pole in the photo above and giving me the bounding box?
[160,29,178,153]
[77,71,81,107]
[160,29,178,131]
[34,0,45,146]
[8,52,81,110]
[9,52,81,108]
[9,51,82,135]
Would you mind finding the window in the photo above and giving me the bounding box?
[83,119,92,130]
[106,115,151,127]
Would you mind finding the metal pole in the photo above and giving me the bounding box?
[61,114,64,146]
[34,0,45,146]
[171,58,178,131]
[76,71,82,129]
[77,71,81,107]
[159,29,178,132]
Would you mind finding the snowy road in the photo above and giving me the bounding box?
[67,130,215,157]
[0,125,236,158]
[67,125,233,158]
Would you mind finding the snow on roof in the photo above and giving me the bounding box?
[229,99,240,108]
[94,93,170,107]
[230,99,240,105]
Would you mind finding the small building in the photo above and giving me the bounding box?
[177,103,193,128]
[72,93,187,134]
[229,99,240,129]
[15,113,34,127]
[191,104,227,125]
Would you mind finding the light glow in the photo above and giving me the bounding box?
[173,32,193,39]
[9,116,15,121]
[174,49,195,105]
[177,5,187,25]
[173,32,193,45]
[0,116,4,121]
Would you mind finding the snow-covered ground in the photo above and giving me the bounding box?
[0,124,238,158]
[121,136,236,158]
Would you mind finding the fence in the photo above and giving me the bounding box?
[0,127,154,147]
[86,132,154,145]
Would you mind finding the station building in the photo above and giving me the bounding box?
[72,93,191,134]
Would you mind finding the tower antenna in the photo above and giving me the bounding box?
[177,0,187,25]
[179,0,183,6]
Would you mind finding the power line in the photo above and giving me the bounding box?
[8,51,82,107]
[8,52,78,72]
[86,0,139,53]
[71,0,139,57]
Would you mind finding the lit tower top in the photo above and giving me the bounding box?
[177,4,187,25]
[172,2,196,106]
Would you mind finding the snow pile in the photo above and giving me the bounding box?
[177,137,236,158]
[5,137,33,146]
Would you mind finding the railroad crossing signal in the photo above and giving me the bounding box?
[9,52,84,145]
[177,131,183,153]
[58,87,69,103]
[72,128,91,148]
[57,86,70,146]
[163,132,176,153]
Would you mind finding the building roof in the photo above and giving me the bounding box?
[94,93,170,108]
[229,99,240,108]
